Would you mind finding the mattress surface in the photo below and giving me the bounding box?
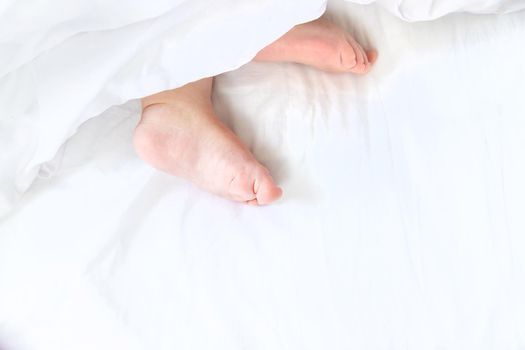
[1,2,525,349]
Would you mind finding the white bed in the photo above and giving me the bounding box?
[1,1,525,349]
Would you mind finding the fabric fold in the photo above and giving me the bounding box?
[0,0,327,218]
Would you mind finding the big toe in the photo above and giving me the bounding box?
[228,164,282,206]
[252,170,283,206]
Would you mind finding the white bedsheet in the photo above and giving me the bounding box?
[1,1,525,349]
[2,0,525,217]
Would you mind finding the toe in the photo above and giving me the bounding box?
[253,170,283,205]
[246,199,259,206]
[227,164,282,205]
[367,49,378,65]
[353,47,370,74]
[340,51,357,71]
[339,43,357,70]
[357,49,377,74]
[362,46,369,66]
[345,39,373,75]
[353,44,365,69]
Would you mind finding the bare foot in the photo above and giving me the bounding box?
[134,78,282,205]
[255,17,377,74]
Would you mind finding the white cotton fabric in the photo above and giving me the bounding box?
[2,0,525,217]
[351,0,525,20]
[0,0,327,217]
[1,2,525,350]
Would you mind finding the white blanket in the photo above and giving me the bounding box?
[0,0,326,216]
[1,0,525,349]
[355,0,525,19]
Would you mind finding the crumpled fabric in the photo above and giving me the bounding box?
[1,0,524,218]
[351,0,525,21]
[0,0,327,217]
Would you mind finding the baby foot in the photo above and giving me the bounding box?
[255,17,377,74]
[134,78,282,205]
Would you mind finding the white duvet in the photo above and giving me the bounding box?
[1,1,525,350]
[1,0,525,217]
